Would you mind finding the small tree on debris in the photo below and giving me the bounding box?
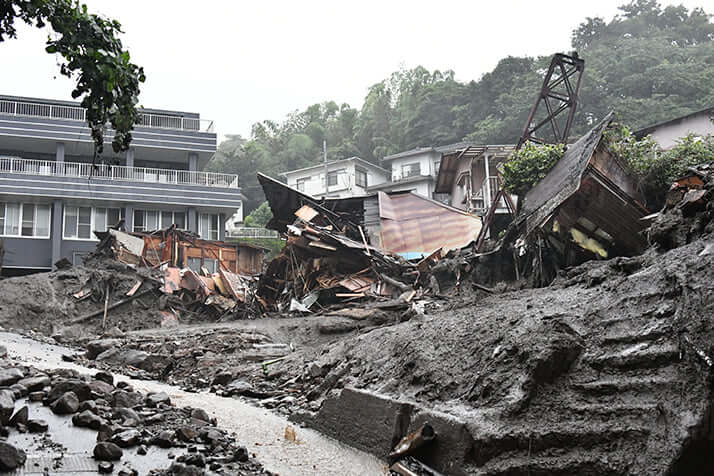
[501,142,565,197]
[243,201,273,227]
[0,0,145,153]
[604,122,714,209]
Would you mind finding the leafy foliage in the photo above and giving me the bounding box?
[605,122,714,208]
[243,201,273,228]
[501,143,565,197]
[208,2,714,215]
[0,0,145,153]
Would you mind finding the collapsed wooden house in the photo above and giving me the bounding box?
[96,227,266,276]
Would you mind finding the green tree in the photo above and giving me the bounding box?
[501,142,565,197]
[243,201,273,227]
[0,0,145,153]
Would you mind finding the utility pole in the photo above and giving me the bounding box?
[323,139,328,198]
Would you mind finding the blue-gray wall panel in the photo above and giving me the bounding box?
[60,240,97,266]
[0,174,243,211]
[1,237,52,268]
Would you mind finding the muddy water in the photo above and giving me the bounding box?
[0,332,387,476]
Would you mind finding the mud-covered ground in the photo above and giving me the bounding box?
[2,169,714,475]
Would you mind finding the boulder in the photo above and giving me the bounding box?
[93,442,123,461]
[176,426,198,443]
[27,419,48,433]
[28,391,45,402]
[0,442,26,470]
[212,371,233,386]
[86,339,121,360]
[154,430,175,448]
[112,390,143,408]
[0,368,24,387]
[190,408,211,423]
[47,380,92,402]
[112,429,142,448]
[98,461,114,474]
[95,371,114,386]
[72,410,104,429]
[146,392,170,407]
[9,406,28,427]
[88,380,115,399]
[50,391,80,414]
[16,374,50,392]
[0,390,15,424]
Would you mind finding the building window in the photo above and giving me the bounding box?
[0,202,50,238]
[199,213,219,240]
[64,206,93,239]
[94,208,123,233]
[355,168,368,187]
[161,211,186,229]
[204,258,218,274]
[187,257,202,273]
[327,171,338,187]
[134,209,185,232]
[402,162,421,179]
[434,161,440,175]
[296,178,307,192]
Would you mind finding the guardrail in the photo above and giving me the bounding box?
[227,228,280,239]
[0,156,239,189]
[0,99,214,133]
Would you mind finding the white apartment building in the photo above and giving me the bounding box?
[280,157,389,198]
[367,142,475,201]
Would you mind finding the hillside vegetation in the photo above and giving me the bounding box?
[208,1,714,212]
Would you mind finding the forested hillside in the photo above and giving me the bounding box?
[208,1,714,213]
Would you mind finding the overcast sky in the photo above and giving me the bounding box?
[0,0,709,141]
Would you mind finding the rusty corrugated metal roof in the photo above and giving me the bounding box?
[378,191,482,255]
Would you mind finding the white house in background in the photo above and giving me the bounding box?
[367,142,474,201]
[280,157,388,198]
[225,206,244,234]
[635,106,714,149]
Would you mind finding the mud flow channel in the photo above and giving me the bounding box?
[0,332,387,476]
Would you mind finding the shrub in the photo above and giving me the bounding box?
[501,142,565,197]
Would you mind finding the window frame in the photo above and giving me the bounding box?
[0,202,51,239]
[63,206,121,240]
[355,168,368,188]
[296,178,307,192]
[401,162,421,179]
[199,213,219,241]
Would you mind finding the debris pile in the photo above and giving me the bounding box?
[649,164,714,250]
[256,204,428,314]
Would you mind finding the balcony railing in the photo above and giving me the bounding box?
[0,156,239,189]
[227,227,280,239]
[0,98,214,133]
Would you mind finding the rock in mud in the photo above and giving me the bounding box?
[8,405,28,427]
[112,390,143,408]
[112,429,142,448]
[147,391,170,407]
[0,368,24,387]
[167,462,203,476]
[94,442,123,461]
[154,430,175,448]
[212,371,233,386]
[0,390,15,424]
[86,339,121,360]
[0,442,26,470]
[190,408,211,423]
[48,379,91,402]
[27,419,48,433]
[51,391,80,414]
[98,461,114,473]
[16,374,49,392]
[95,371,114,385]
[28,391,45,401]
[176,426,198,443]
[72,410,104,429]
[233,446,249,463]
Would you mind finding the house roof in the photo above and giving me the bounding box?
[279,157,388,177]
[381,141,487,163]
[434,144,515,194]
[634,106,714,139]
[366,174,434,192]
[378,191,482,254]
[516,112,615,237]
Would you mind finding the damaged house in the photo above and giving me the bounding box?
[508,113,650,282]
